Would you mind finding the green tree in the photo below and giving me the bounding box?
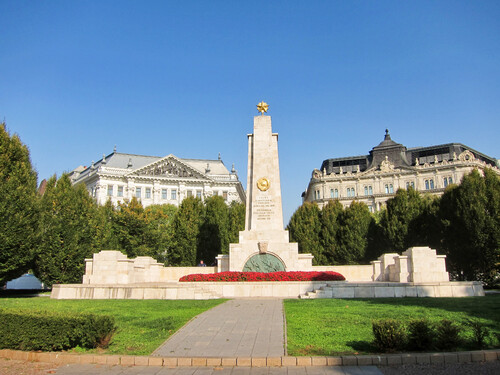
[143,204,178,264]
[287,202,325,265]
[228,201,246,245]
[34,174,100,287]
[335,201,373,264]
[439,169,500,283]
[198,195,230,264]
[0,123,38,286]
[112,197,151,258]
[379,187,430,252]
[170,196,204,266]
[95,199,120,250]
[320,200,343,264]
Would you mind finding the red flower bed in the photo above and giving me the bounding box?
[179,271,345,282]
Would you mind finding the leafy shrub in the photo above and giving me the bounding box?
[466,319,490,349]
[435,319,462,351]
[372,319,406,352]
[407,319,434,351]
[0,309,116,351]
[179,271,345,282]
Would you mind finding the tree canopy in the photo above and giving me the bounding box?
[0,123,39,286]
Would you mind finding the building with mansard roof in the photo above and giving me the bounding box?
[303,130,499,212]
[70,150,245,207]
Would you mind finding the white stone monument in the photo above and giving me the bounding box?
[217,102,313,272]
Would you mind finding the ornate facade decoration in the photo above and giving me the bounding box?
[69,152,245,208]
[303,130,499,212]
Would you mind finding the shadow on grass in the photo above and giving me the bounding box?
[346,340,377,353]
[0,290,50,298]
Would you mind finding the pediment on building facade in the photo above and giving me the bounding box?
[126,154,210,180]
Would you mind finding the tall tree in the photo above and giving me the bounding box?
[439,169,500,283]
[228,201,246,245]
[335,201,373,264]
[0,123,39,286]
[112,197,152,258]
[379,187,429,252]
[143,204,178,264]
[34,174,100,287]
[198,195,230,264]
[320,200,343,264]
[170,196,204,266]
[287,202,325,265]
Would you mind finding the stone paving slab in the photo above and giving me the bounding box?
[54,365,384,374]
[153,299,285,358]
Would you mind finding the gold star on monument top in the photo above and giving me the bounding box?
[256,101,269,114]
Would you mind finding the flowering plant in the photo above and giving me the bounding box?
[179,271,345,282]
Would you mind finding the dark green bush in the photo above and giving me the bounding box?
[435,319,462,351]
[372,319,406,352]
[407,319,434,351]
[0,309,116,351]
[466,319,490,349]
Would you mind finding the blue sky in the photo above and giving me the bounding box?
[1,0,499,224]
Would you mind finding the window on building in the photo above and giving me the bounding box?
[368,205,374,213]
[364,186,368,196]
[406,181,415,189]
[444,177,448,188]
[162,189,168,199]
[136,187,141,198]
[117,186,123,197]
[389,184,394,194]
[107,185,113,196]
[430,179,434,189]
[223,191,228,201]
[171,189,177,200]
[314,190,320,200]
[448,177,453,185]
[334,189,338,198]
[385,184,389,194]
[369,186,373,195]
[425,179,435,190]
[187,190,193,197]
[196,190,202,199]
[145,188,151,199]
[330,189,334,198]
[347,187,355,197]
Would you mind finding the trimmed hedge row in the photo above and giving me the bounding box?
[0,309,116,351]
[372,318,496,352]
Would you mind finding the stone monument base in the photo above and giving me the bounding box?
[51,280,484,300]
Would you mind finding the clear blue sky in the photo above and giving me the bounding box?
[1,0,499,224]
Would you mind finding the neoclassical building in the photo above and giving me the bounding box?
[303,130,499,212]
[70,150,245,207]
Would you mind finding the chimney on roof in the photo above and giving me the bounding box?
[206,163,211,173]
[127,158,133,168]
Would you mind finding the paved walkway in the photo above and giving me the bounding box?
[153,299,285,357]
[54,364,384,374]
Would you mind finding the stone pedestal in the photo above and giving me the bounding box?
[219,114,313,272]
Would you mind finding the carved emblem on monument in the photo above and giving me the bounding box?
[257,177,270,191]
[258,241,268,254]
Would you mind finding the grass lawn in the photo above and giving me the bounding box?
[0,298,225,355]
[284,295,500,356]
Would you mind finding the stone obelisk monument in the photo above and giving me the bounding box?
[217,102,313,272]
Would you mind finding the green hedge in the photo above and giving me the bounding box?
[0,309,116,351]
